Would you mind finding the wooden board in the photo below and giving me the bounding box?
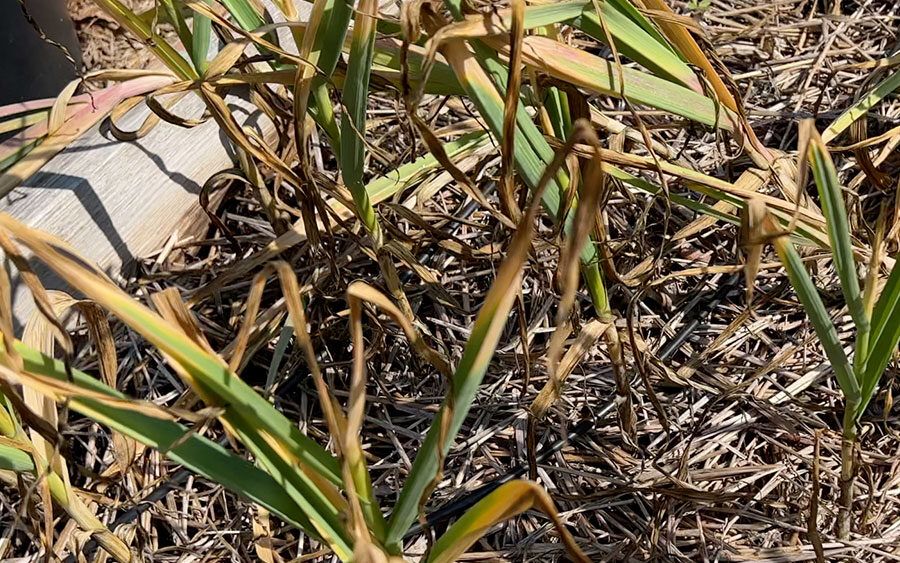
[1,94,263,331]
[1,0,315,331]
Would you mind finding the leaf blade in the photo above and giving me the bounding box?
[13,343,320,535]
[804,122,869,366]
[766,214,859,404]
[427,481,588,563]
[862,256,900,414]
[339,0,382,235]
[823,68,900,144]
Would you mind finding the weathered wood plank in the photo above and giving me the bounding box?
[1,2,315,330]
[1,94,261,330]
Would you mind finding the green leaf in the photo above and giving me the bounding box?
[376,25,613,543]
[14,342,322,536]
[439,35,609,308]
[823,69,900,144]
[608,166,740,227]
[366,132,490,205]
[308,0,354,153]
[191,13,212,74]
[314,0,353,78]
[158,0,194,58]
[219,0,265,31]
[484,34,723,128]
[531,22,571,139]
[518,0,591,28]
[386,239,530,547]
[0,108,51,135]
[0,137,41,172]
[340,0,382,237]
[0,442,33,472]
[542,84,571,139]
[0,217,355,558]
[91,0,197,80]
[805,124,869,365]
[862,256,900,415]
[603,0,673,49]
[771,231,859,405]
[384,82,570,543]
[574,1,699,90]
[428,480,588,563]
[372,40,466,96]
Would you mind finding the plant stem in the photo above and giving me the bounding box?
[376,249,415,322]
[584,264,635,440]
[838,405,857,540]
[605,319,635,441]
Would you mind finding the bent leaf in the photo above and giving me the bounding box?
[427,480,588,563]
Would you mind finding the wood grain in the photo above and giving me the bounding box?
[1,0,313,331]
[1,93,265,331]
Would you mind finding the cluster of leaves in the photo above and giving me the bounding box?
[0,0,896,560]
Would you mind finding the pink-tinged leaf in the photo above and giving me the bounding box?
[0,95,92,120]
[0,74,175,194]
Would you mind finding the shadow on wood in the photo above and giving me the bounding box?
[1,92,268,331]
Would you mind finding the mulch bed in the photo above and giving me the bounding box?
[3,0,898,561]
